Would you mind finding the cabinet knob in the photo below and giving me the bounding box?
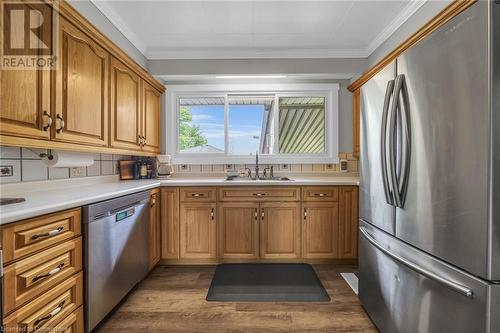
[42,111,52,131]
[56,114,64,133]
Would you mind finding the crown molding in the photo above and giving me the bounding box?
[90,0,427,60]
[89,0,148,55]
[365,0,427,56]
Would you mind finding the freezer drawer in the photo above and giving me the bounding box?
[359,220,498,333]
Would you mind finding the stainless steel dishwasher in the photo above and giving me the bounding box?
[83,191,149,332]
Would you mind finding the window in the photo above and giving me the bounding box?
[167,83,339,164]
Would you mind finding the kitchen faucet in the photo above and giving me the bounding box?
[254,151,260,180]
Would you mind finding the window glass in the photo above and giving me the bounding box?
[278,97,326,153]
[228,96,274,155]
[179,97,225,153]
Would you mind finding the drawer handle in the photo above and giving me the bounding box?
[31,226,64,240]
[32,263,64,283]
[191,193,205,197]
[313,193,328,197]
[253,193,266,197]
[33,300,66,327]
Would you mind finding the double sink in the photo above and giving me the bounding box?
[225,175,293,182]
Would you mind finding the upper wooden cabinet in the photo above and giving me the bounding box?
[142,80,162,153]
[0,2,51,140]
[0,2,164,156]
[54,17,109,146]
[110,57,141,151]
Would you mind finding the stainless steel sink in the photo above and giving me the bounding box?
[225,176,293,181]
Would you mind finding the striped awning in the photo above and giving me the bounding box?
[279,97,325,153]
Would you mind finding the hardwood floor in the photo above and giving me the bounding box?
[96,265,377,333]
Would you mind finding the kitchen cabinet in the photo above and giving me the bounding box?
[339,186,359,259]
[218,202,260,259]
[54,16,109,146]
[110,56,142,151]
[0,1,165,156]
[302,202,339,259]
[141,80,162,153]
[0,1,52,141]
[179,202,217,259]
[149,189,161,269]
[260,202,301,259]
[161,188,180,259]
[2,209,83,330]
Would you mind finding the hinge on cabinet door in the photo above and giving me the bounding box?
[211,208,215,220]
[254,208,258,220]
[304,208,307,220]
[261,208,265,221]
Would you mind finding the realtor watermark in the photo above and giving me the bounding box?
[1,0,58,70]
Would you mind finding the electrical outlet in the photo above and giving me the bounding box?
[0,165,13,177]
[180,164,189,171]
[225,164,234,171]
[280,164,289,171]
[326,164,334,170]
[70,167,86,178]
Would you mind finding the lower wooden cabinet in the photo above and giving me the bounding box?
[179,202,217,259]
[218,202,260,259]
[260,202,301,259]
[339,186,359,259]
[302,202,339,259]
[149,189,161,269]
[161,188,180,259]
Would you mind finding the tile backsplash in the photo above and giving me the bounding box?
[173,152,359,175]
[0,146,131,184]
[0,146,359,184]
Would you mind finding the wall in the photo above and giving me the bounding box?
[0,146,131,184]
[68,0,148,69]
[367,0,452,67]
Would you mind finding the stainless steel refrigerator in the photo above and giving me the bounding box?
[358,1,500,332]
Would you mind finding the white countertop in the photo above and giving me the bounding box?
[0,174,359,225]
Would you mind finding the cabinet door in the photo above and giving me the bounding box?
[179,202,217,259]
[149,190,161,269]
[339,186,359,259]
[0,2,52,140]
[161,188,179,259]
[110,57,141,151]
[141,80,161,153]
[218,202,259,259]
[54,17,108,146]
[260,202,300,259]
[302,202,339,259]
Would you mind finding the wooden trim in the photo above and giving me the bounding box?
[0,135,157,156]
[160,258,358,265]
[347,0,476,92]
[352,89,360,158]
[55,0,165,93]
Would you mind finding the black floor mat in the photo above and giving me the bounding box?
[206,263,330,302]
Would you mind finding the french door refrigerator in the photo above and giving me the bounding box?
[358,1,500,332]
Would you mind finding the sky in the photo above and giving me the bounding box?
[182,104,264,155]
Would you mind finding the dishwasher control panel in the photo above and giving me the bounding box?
[116,208,135,222]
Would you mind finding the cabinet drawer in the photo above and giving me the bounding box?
[2,208,81,264]
[3,272,83,331]
[302,187,339,201]
[3,237,83,314]
[180,187,217,202]
[48,306,84,333]
[219,187,300,202]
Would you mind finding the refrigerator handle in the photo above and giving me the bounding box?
[381,79,395,206]
[360,226,474,298]
[388,75,403,207]
[397,75,411,206]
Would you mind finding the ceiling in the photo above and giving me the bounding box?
[90,0,426,60]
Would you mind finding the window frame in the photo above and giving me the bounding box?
[166,83,339,165]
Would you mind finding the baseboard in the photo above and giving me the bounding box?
[160,258,358,265]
